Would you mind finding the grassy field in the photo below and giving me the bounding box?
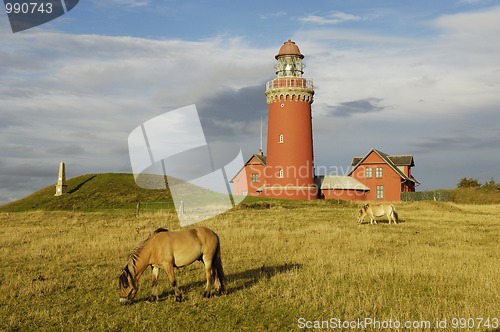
[1,200,499,331]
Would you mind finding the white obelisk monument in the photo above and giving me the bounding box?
[54,161,68,196]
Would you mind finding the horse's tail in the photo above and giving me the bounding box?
[391,205,399,223]
[213,235,226,294]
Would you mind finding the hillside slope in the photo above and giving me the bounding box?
[0,173,172,212]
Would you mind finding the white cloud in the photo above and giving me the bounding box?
[93,0,151,8]
[457,0,492,5]
[298,11,363,25]
[259,11,287,20]
[296,5,500,122]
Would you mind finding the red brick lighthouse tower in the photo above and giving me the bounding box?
[261,39,317,199]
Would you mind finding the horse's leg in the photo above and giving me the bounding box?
[164,264,182,302]
[202,257,214,298]
[386,212,393,224]
[149,266,160,302]
[368,212,376,224]
[214,273,222,295]
[214,260,225,296]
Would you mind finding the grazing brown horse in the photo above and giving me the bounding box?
[358,203,399,224]
[119,227,225,305]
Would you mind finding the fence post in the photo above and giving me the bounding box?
[136,201,140,218]
[179,200,184,216]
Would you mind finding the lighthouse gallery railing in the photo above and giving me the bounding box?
[266,78,314,90]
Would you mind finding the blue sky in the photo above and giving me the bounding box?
[1,0,500,204]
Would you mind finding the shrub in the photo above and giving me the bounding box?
[481,177,499,191]
[457,177,480,188]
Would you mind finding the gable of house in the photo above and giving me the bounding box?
[231,151,266,196]
[348,148,418,201]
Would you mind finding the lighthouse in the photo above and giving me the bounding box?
[261,39,317,199]
[231,39,417,202]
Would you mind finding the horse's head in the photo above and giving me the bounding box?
[119,265,137,305]
[358,204,367,215]
[357,204,369,223]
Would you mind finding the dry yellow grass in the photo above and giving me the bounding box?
[1,201,499,331]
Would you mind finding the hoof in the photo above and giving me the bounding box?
[120,298,132,305]
[175,294,182,302]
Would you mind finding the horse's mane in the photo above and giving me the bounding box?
[128,228,169,267]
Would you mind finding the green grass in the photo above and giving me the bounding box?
[449,187,500,204]
[0,173,172,212]
[1,201,499,331]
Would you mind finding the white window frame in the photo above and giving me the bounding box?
[376,185,384,199]
[251,173,259,183]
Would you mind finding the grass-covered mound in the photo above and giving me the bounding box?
[0,173,171,212]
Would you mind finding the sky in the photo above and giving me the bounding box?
[1,0,500,204]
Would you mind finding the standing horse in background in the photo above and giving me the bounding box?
[119,227,225,305]
[358,203,399,224]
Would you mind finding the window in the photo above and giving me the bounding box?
[241,190,248,196]
[279,134,284,143]
[251,173,259,183]
[376,167,383,178]
[278,168,284,178]
[376,185,384,199]
[365,168,372,178]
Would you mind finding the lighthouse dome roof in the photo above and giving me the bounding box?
[275,39,304,59]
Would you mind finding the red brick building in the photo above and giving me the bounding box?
[348,148,419,201]
[231,40,419,202]
[232,150,266,197]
